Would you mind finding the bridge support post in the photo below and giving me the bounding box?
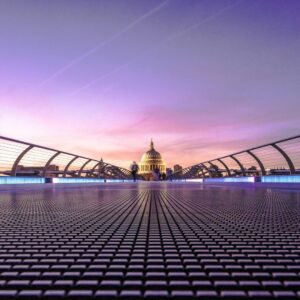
[217,159,231,176]
[43,151,60,177]
[272,144,295,174]
[230,155,246,176]
[11,145,34,176]
[247,150,266,176]
[63,156,79,177]
[78,159,92,178]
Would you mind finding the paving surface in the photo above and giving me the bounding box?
[0,182,300,299]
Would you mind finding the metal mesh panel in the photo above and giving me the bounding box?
[67,157,89,172]
[0,140,27,175]
[19,147,56,169]
[182,167,191,176]
[252,146,288,171]
[81,160,98,173]
[50,153,76,176]
[277,138,300,170]
[0,136,130,179]
[174,135,300,179]
[234,152,260,172]
[221,156,240,171]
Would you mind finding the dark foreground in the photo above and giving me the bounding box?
[0,182,300,299]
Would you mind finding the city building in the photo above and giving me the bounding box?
[174,164,183,173]
[139,139,166,180]
[15,165,59,177]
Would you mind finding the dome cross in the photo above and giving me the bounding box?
[150,138,154,150]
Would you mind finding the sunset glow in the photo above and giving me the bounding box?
[0,0,299,169]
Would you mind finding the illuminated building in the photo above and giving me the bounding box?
[139,139,166,180]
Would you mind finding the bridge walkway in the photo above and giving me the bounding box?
[0,182,299,298]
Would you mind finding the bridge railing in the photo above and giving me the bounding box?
[0,136,132,179]
[174,135,300,179]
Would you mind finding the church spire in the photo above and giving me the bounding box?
[150,138,154,150]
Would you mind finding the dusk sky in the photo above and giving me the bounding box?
[0,0,299,168]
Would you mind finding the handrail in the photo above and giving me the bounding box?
[174,135,300,179]
[0,135,132,179]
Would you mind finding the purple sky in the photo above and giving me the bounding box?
[0,0,299,168]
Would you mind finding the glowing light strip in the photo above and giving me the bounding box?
[0,177,45,184]
[1,176,300,185]
[261,175,300,183]
[106,179,124,183]
[204,177,255,183]
[52,178,106,184]
[186,179,204,182]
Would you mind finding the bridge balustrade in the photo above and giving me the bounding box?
[174,135,300,179]
[0,136,131,179]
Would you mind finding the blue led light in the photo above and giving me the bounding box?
[186,179,204,182]
[0,177,138,185]
[204,177,255,183]
[106,179,124,183]
[0,177,45,184]
[261,175,300,183]
[3,175,299,185]
[122,179,142,183]
[52,178,106,184]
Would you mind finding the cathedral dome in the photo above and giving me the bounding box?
[141,146,162,161]
[139,140,166,178]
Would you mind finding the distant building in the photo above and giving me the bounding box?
[16,165,59,177]
[139,139,166,181]
[174,164,183,173]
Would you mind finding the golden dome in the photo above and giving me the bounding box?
[141,140,163,162]
[139,139,166,177]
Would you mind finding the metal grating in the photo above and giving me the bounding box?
[0,182,299,298]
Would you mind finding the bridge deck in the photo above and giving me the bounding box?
[0,182,300,299]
